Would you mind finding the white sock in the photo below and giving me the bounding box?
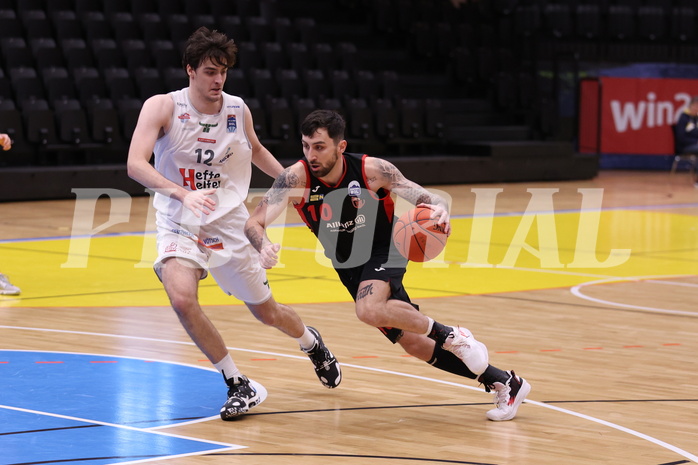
[424,317,435,336]
[213,354,241,382]
[296,326,316,350]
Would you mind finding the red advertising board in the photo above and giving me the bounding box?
[579,77,698,155]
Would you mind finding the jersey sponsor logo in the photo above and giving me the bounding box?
[325,214,366,234]
[178,112,191,123]
[309,194,324,202]
[179,168,222,190]
[227,114,237,132]
[198,122,218,133]
[197,137,216,143]
[219,146,234,164]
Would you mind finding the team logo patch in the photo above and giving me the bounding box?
[227,114,237,133]
[348,180,361,197]
[199,122,218,133]
[178,113,190,123]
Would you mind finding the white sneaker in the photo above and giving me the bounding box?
[0,274,20,295]
[485,371,531,421]
[442,326,489,375]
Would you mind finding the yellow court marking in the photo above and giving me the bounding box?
[1,210,696,308]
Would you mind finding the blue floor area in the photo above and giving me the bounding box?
[0,351,242,465]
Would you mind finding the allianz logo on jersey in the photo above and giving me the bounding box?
[325,214,366,231]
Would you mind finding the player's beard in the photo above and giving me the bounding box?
[309,152,339,178]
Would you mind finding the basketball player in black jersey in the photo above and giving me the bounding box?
[245,110,531,421]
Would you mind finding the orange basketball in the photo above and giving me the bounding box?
[392,206,448,262]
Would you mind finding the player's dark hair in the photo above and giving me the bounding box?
[182,27,237,71]
[301,109,346,144]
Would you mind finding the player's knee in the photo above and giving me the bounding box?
[355,303,382,327]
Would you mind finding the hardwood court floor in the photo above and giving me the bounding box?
[1,170,697,465]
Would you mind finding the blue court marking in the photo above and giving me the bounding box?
[0,350,243,465]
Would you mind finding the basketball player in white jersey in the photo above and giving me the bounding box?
[126,28,341,420]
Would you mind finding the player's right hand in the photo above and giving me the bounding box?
[182,189,217,217]
[259,243,281,269]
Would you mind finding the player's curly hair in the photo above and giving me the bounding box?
[182,27,238,71]
[301,110,346,144]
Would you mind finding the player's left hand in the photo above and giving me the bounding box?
[417,203,451,236]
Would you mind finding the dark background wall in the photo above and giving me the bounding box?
[2,0,689,201]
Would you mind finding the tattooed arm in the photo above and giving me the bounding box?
[364,156,450,232]
[245,162,307,269]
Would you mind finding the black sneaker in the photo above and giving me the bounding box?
[220,375,261,420]
[302,326,341,388]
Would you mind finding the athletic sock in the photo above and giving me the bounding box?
[426,346,477,379]
[426,320,453,346]
[214,354,241,384]
[296,326,316,351]
[477,365,511,389]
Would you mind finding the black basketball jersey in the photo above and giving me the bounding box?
[294,153,396,268]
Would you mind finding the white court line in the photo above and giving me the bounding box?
[1,326,697,463]
[571,275,698,317]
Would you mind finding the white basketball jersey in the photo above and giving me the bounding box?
[153,88,252,226]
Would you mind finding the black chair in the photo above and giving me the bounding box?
[636,6,666,42]
[0,98,32,164]
[162,66,188,91]
[277,69,303,100]
[111,12,142,42]
[168,14,192,44]
[265,96,294,141]
[123,39,152,73]
[85,96,120,144]
[53,97,90,144]
[295,17,318,44]
[31,38,65,71]
[372,98,399,140]
[1,38,35,69]
[607,5,636,41]
[20,9,54,40]
[274,17,295,43]
[130,0,157,15]
[81,11,113,41]
[0,9,23,37]
[249,68,278,99]
[224,68,251,98]
[150,40,181,71]
[42,66,77,102]
[330,70,355,103]
[22,97,57,146]
[303,69,330,102]
[336,42,358,70]
[397,98,426,139]
[133,67,166,100]
[184,0,210,16]
[103,67,138,100]
[219,15,248,42]
[191,14,216,32]
[543,3,573,39]
[236,42,262,71]
[210,0,236,17]
[245,97,269,141]
[671,7,695,42]
[75,0,102,12]
[671,124,698,181]
[10,67,46,104]
[249,16,274,43]
[51,9,83,41]
[138,13,169,42]
[91,38,127,70]
[0,69,12,101]
[312,43,338,75]
[61,38,96,71]
[72,66,108,104]
[356,70,380,102]
[513,4,541,38]
[293,97,315,127]
[103,0,130,14]
[575,4,601,40]
[115,97,143,141]
[346,98,374,141]
[287,42,314,73]
[262,42,287,71]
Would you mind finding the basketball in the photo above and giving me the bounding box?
[392,206,448,262]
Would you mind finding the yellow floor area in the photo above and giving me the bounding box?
[1,209,697,308]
